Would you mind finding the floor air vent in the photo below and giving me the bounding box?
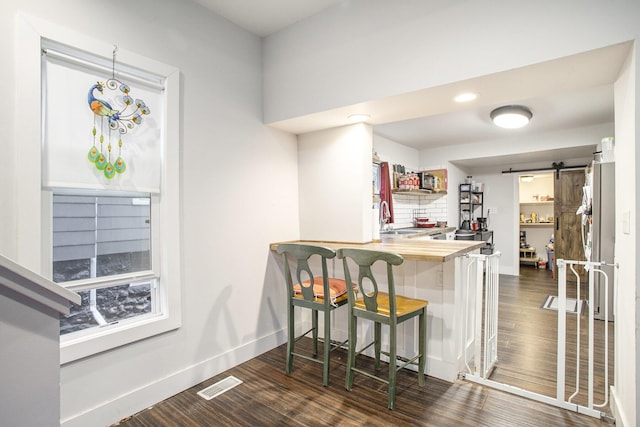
[197,376,243,400]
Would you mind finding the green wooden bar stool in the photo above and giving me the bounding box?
[336,248,428,409]
[277,243,351,386]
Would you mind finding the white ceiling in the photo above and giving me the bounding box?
[194,1,630,169]
[191,0,342,37]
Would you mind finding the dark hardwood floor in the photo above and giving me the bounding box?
[113,266,614,427]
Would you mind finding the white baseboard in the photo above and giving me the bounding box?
[60,329,287,427]
[609,385,628,427]
[501,266,516,276]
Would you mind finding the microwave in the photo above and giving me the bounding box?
[419,172,436,190]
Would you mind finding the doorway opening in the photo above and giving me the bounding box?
[518,172,555,274]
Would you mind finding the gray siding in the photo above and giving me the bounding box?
[53,194,150,262]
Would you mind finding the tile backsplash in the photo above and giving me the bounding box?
[390,193,447,228]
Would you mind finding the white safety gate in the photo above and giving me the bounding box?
[462,252,500,379]
[460,257,616,421]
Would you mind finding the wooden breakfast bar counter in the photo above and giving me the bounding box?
[270,238,487,382]
[269,238,484,262]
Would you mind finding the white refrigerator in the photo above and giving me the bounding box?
[587,159,615,321]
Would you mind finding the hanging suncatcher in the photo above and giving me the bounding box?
[87,46,151,179]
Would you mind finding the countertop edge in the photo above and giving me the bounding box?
[269,239,485,263]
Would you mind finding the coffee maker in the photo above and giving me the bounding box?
[460,210,471,230]
[477,217,488,231]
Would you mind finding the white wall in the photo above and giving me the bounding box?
[0,0,14,258]
[458,171,516,273]
[612,43,637,427]
[373,133,420,170]
[1,293,61,427]
[298,123,372,242]
[1,1,299,426]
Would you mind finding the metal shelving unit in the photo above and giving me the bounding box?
[458,183,484,228]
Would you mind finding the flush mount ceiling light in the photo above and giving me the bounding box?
[454,92,477,103]
[520,175,534,182]
[348,114,370,123]
[490,105,532,129]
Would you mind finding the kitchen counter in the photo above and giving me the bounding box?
[406,226,456,235]
[270,237,487,382]
[269,236,483,263]
[384,226,456,238]
[269,237,488,382]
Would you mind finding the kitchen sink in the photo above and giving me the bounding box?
[380,229,422,235]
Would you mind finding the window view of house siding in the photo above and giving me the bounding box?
[54,194,154,335]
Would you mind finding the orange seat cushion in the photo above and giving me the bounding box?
[293,277,352,300]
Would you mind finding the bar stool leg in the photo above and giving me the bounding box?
[374,322,382,371]
[286,303,294,374]
[312,309,319,356]
[345,314,357,391]
[418,310,426,387]
[322,310,331,386]
[388,322,398,410]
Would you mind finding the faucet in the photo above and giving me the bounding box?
[380,200,391,231]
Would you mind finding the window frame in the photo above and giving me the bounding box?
[52,190,159,340]
[16,13,182,364]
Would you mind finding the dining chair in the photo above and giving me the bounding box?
[277,243,351,386]
[336,248,428,409]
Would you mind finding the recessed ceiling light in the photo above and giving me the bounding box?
[348,114,370,123]
[454,92,477,103]
[490,105,532,129]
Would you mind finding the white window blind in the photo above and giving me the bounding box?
[42,46,164,193]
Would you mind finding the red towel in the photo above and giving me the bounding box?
[380,162,394,224]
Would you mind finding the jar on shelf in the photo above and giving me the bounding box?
[399,174,407,190]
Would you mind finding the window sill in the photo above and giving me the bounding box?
[60,311,181,364]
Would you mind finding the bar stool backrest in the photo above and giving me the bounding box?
[277,243,336,306]
[338,248,403,321]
